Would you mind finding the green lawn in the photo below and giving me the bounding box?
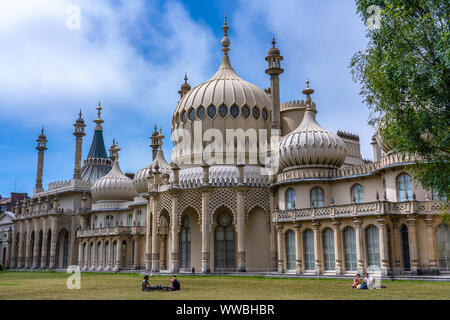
[0,271,449,300]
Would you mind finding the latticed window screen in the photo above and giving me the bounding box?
[207,105,216,119]
[197,106,205,119]
[343,227,357,271]
[365,225,380,267]
[218,104,228,118]
[351,184,364,203]
[437,224,449,270]
[189,108,195,121]
[241,105,250,118]
[285,230,296,270]
[396,173,413,201]
[322,228,335,270]
[230,104,239,118]
[303,229,315,271]
[262,107,268,121]
[252,106,260,119]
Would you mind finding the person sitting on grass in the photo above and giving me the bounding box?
[141,275,156,292]
[352,274,361,289]
[158,275,181,291]
[359,273,370,290]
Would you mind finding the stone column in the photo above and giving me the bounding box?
[133,237,139,269]
[24,220,31,269]
[116,237,122,270]
[390,218,401,275]
[406,216,420,274]
[150,195,160,272]
[201,189,211,273]
[377,217,390,276]
[32,231,40,269]
[160,234,167,270]
[312,222,322,275]
[78,241,83,268]
[170,192,180,273]
[269,190,277,270]
[10,228,17,269]
[144,199,151,271]
[424,216,438,274]
[236,188,246,272]
[294,223,303,275]
[354,218,365,274]
[17,222,24,268]
[97,240,103,270]
[275,224,284,273]
[332,220,343,275]
[48,216,58,269]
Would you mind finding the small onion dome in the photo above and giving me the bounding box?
[76,110,85,124]
[375,118,394,155]
[133,149,171,194]
[181,73,191,91]
[92,146,135,201]
[278,81,347,171]
[268,34,280,55]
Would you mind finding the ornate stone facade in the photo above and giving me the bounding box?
[8,18,448,277]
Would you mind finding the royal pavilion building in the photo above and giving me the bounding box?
[7,18,449,277]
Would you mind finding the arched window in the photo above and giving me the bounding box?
[311,187,324,207]
[343,227,357,271]
[93,216,98,228]
[322,228,335,271]
[401,225,411,271]
[437,224,449,270]
[351,184,364,203]
[127,214,133,227]
[180,216,191,269]
[137,210,142,226]
[104,241,109,267]
[396,173,412,201]
[285,230,296,271]
[83,243,87,266]
[97,242,101,268]
[365,225,380,267]
[303,229,315,271]
[89,243,94,268]
[214,212,235,270]
[121,241,127,268]
[62,234,69,268]
[285,188,296,210]
[112,241,117,266]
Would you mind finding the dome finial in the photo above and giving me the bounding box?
[272,33,276,47]
[184,72,188,83]
[302,79,315,105]
[221,14,230,55]
[94,101,104,129]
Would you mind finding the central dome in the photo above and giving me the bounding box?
[171,18,272,167]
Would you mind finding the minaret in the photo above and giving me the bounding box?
[178,73,191,99]
[150,125,159,161]
[265,34,284,129]
[34,127,47,193]
[73,110,86,179]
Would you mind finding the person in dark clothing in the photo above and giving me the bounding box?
[141,275,151,292]
[171,275,180,291]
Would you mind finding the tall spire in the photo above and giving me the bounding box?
[94,101,104,130]
[221,14,230,55]
[302,79,315,105]
[265,34,284,129]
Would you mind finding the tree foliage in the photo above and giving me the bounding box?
[351,0,450,202]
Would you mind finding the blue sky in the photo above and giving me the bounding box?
[0,0,371,197]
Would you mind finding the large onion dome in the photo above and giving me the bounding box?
[278,81,347,171]
[92,142,135,201]
[171,16,272,167]
[133,149,171,194]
